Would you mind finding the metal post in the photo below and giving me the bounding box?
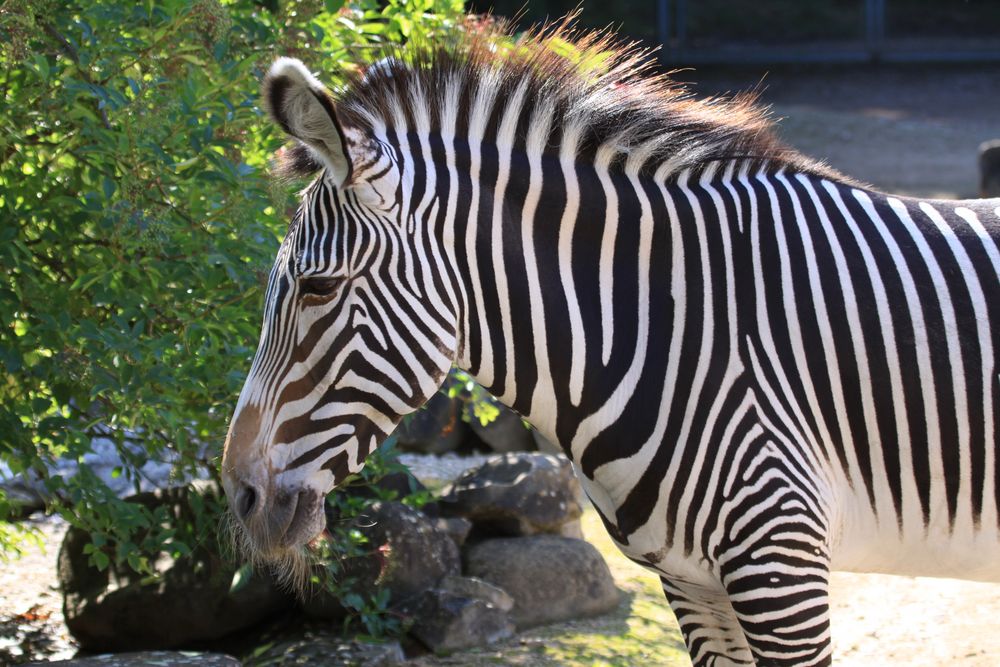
[676,0,688,57]
[657,0,671,64]
[865,0,886,61]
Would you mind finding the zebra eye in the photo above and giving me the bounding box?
[298,276,342,298]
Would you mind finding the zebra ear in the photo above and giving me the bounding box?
[263,58,352,186]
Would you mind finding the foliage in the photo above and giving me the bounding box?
[0,0,465,578]
[448,368,501,427]
[307,439,432,637]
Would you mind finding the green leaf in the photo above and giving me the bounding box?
[33,54,50,82]
[0,0,469,640]
[102,176,116,200]
[91,550,110,571]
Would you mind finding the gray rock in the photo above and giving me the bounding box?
[304,501,460,619]
[406,577,515,652]
[464,536,621,628]
[248,634,405,666]
[438,453,582,537]
[437,574,514,612]
[58,484,292,651]
[468,403,535,453]
[351,501,462,600]
[531,429,563,456]
[394,391,468,454]
[0,426,210,514]
[432,516,472,547]
[0,471,46,516]
[28,652,241,666]
[558,519,584,539]
[980,139,1000,197]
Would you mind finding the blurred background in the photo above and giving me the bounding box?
[476,0,1000,64]
[474,0,1000,199]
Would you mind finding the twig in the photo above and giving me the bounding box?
[38,20,112,130]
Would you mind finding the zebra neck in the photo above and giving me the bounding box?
[451,152,763,458]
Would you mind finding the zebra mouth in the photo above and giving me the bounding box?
[278,488,324,549]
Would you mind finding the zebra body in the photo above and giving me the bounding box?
[221,26,1000,666]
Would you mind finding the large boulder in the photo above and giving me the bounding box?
[980,139,1000,197]
[438,453,582,537]
[58,483,293,651]
[354,501,461,600]
[303,501,460,619]
[431,516,473,547]
[406,575,515,653]
[464,536,620,628]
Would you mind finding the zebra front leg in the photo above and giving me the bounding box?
[719,556,832,666]
[717,501,833,665]
[661,575,755,666]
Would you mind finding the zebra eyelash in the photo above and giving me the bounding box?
[297,276,343,298]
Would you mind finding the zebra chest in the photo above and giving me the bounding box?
[572,459,716,582]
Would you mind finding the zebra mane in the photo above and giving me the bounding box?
[277,17,843,183]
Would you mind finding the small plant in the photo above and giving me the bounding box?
[448,368,502,427]
[306,441,426,638]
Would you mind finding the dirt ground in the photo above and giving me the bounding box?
[2,64,999,666]
[0,517,75,664]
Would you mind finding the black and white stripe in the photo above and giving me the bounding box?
[224,27,1000,666]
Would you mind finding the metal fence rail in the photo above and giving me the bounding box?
[655,0,1000,64]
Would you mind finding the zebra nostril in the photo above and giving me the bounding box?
[236,484,259,522]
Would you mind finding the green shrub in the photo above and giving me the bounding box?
[0,0,464,586]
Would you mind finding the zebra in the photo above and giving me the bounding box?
[220,23,1000,666]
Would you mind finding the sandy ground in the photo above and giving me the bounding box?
[2,64,999,665]
[829,572,1000,666]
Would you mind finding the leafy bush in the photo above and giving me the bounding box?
[308,437,434,636]
[0,0,465,581]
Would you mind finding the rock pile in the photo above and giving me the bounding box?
[300,453,619,653]
[56,453,620,660]
[436,453,619,635]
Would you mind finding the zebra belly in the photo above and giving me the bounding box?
[831,491,1000,582]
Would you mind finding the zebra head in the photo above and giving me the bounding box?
[221,58,458,562]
